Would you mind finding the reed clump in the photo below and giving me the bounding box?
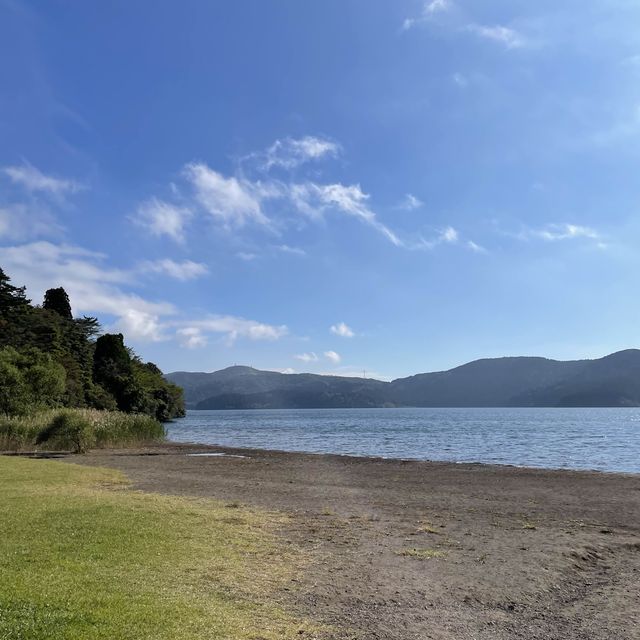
[0,408,165,453]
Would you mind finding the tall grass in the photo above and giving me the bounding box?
[0,408,166,453]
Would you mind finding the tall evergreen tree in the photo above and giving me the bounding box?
[92,333,141,412]
[0,268,33,349]
[0,267,30,312]
[43,287,73,319]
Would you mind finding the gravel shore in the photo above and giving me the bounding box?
[67,442,640,639]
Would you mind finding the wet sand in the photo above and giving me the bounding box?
[66,443,640,639]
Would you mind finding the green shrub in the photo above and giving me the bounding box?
[36,411,96,454]
[0,347,66,415]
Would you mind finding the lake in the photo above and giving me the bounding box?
[167,407,640,473]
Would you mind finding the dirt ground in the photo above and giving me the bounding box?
[64,443,640,640]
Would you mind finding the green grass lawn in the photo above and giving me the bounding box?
[0,457,316,639]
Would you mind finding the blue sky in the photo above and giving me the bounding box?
[2,0,640,379]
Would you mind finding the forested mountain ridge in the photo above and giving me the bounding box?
[0,268,184,420]
[169,350,640,409]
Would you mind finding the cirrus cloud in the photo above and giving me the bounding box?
[3,162,83,196]
[465,24,525,49]
[258,135,341,171]
[398,193,423,211]
[290,182,403,246]
[140,258,208,281]
[0,203,63,241]
[518,223,601,242]
[402,0,452,31]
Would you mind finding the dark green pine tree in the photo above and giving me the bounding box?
[0,267,30,312]
[43,287,73,319]
[0,267,33,349]
[93,333,143,412]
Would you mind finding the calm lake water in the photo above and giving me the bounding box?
[167,407,640,473]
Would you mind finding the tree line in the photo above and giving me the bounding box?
[0,268,184,420]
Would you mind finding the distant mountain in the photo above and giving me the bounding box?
[166,350,640,409]
[167,365,388,409]
[388,356,585,407]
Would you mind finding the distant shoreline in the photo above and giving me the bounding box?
[163,438,640,477]
[183,405,640,409]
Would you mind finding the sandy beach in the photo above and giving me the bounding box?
[66,443,640,640]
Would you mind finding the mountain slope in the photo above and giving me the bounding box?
[387,356,587,407]
[511,350,640,407]
[166,349,640,409]
[168,366,388,409]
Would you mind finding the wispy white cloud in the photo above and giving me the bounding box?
[416,225,459,249]
[527,223,600,242]
[277,244,306,256]
[184,315,288,346]
[466,240,487,253]
[140,258,208,281]
[402,16,418,30]
[291,182,403,246]
[3,162,83,196]
[175,313,289,348]
[0,163,80,241]
[324,350,342,364]
[0,203,63,241]
[258,135,341,170]
[398,193,423,210]
[236,251,258,261]
[134,198,192,243]
[412,226,483,252]
[402,0,452,31]
[177,327,208,349]
[295,352,319,363]
[184,162,279,230]
[425,0,450,14]
[330,321,355,338]
[441,226,458,243]
[401,2,526,51]
[465,24,525,49]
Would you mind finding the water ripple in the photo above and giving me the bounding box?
[167,407,640,473]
